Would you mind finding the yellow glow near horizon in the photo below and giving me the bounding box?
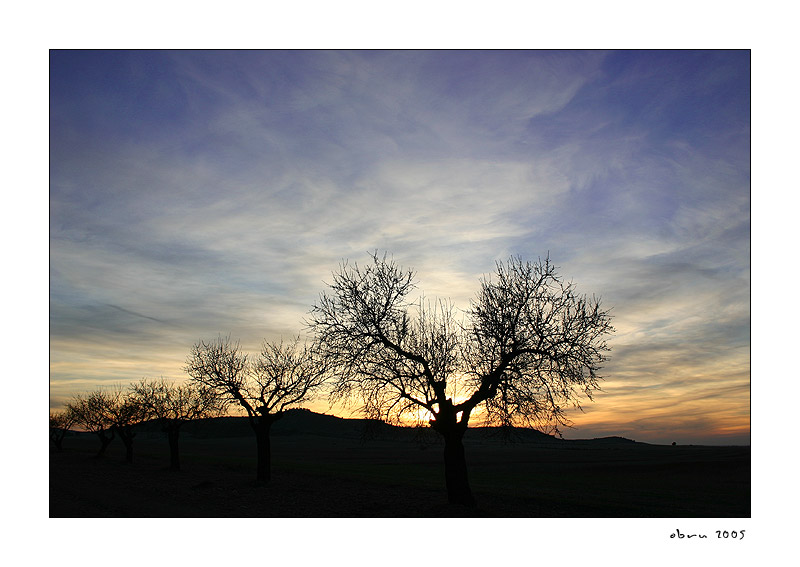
[48,325,750,444]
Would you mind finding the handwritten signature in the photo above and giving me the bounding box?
[670,529,745,540]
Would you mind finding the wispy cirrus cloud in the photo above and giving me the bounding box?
[50,50,749,444]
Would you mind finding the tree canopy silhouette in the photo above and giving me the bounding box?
[67,389,118,458]
[308,251,613,506]
[103,386,149,464]
[131,378,223,471]
[49,409,76,452]
[185,335,329,483]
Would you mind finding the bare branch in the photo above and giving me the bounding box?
[308,253,459,425]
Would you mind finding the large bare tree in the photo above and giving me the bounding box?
[185,335,329,483]
[131,378,223,471]
[308,252,613,506]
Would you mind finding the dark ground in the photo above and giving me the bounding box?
[50,424,750,517]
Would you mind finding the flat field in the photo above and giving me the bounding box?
[49,429,749,518]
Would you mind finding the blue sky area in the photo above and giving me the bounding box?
[49,50,750,444]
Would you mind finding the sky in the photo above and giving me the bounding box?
[49,49,750,445]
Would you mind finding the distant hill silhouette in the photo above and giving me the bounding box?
[126,409,636,445]
[67,408,639,445]
[585,436,639,444]
[184,409,362,439]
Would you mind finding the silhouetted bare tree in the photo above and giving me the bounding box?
[185,335,328,483]
[308,251,613,506]
[131,378,223,471]
[49,409,76,452]
[67,390,117,457]
[67,387,148,462]
[104,386,149,463]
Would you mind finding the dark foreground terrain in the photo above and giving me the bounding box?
[50,413,750,518]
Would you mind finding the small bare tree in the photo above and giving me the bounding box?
[131,378,223,471]
[49,409,76,452]
[185,335,328,483]
[104,386,149,464]
[67,390,116,457]
[308,252,613,506]
[67,387,148,462]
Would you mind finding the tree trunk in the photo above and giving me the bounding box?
[254,420,273,483]
[95,430,114,458]
[116,427,135,464]
[431,400,476,507]
[50,432,64,452]
[167,427,181,471]
[251,412,283,483]
[121,436,134,463]
[443,431,475,507]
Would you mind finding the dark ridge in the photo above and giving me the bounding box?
[64,408,639,445]
[583,436,640,444]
